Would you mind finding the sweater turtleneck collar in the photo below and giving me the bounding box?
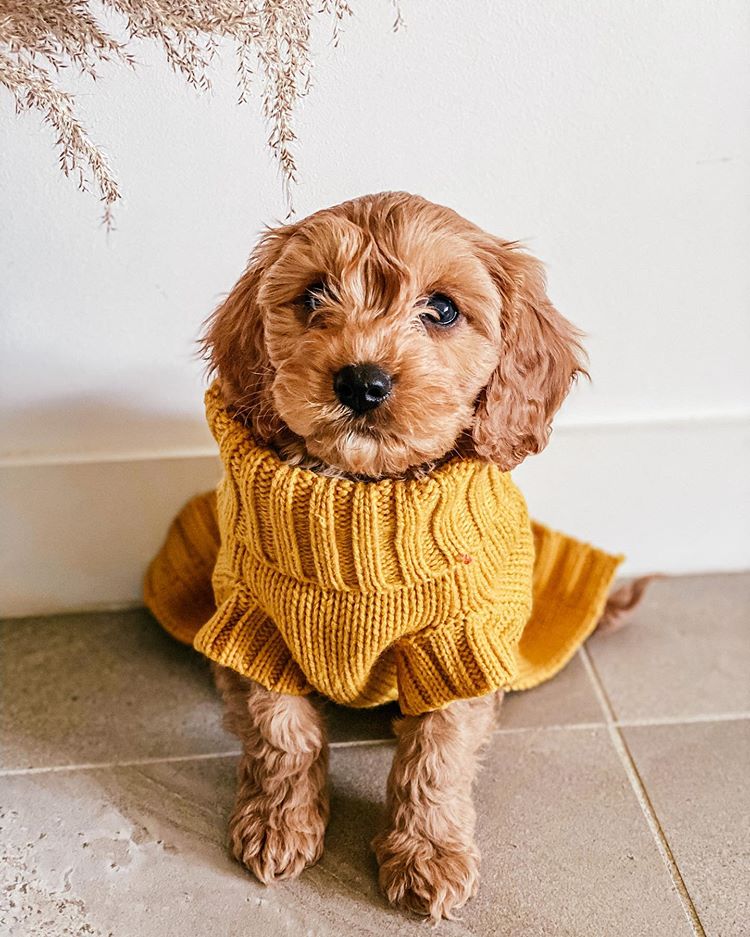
[205,382,524,594]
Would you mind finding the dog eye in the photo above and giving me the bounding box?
[419,293,460,328]
[301,281,326,313]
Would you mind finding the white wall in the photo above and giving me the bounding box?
[1,1,749,615]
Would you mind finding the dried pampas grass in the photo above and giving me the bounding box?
[0,1,400,226]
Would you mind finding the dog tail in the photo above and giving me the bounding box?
[595,574,660,635]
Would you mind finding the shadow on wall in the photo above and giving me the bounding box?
[0,394,215,461]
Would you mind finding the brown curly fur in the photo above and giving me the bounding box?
[373,694,500,920]
[202,192,586,918]
[213,664,329,884]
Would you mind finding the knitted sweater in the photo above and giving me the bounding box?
[145,384,623,715]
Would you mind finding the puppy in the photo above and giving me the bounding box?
[202,191,585,920]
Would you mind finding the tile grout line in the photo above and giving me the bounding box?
[579,647,707,937]
[617,711,750,728]
[0,739,397,777]
[2,710,748,778]
[0,749,244,777]
[495,721,604,734]
[326,737,395,749]
[0,726,609,778]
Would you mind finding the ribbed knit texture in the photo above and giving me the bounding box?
[144,383,623,715]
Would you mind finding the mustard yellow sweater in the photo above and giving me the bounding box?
[145,384,622,715]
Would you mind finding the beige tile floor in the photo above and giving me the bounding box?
[1,573,748,936]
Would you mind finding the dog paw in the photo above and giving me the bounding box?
[373,829,480,921]
[230,797,327,884]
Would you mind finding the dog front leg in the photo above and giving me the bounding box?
[213,665,329,883]
[373,692,499,920]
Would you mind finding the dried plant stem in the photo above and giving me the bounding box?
[0,52,121,227]
[0,0,398,226]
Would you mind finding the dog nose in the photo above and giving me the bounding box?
[334,363,392,414]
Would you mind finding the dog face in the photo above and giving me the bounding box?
[203,192,585,477]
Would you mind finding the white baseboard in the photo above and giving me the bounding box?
[514,414,750,579]
[1,455,223,618]
[1,415,748,618]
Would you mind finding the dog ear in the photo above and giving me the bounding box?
[471,237,587,471]
[200,225,294,440]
